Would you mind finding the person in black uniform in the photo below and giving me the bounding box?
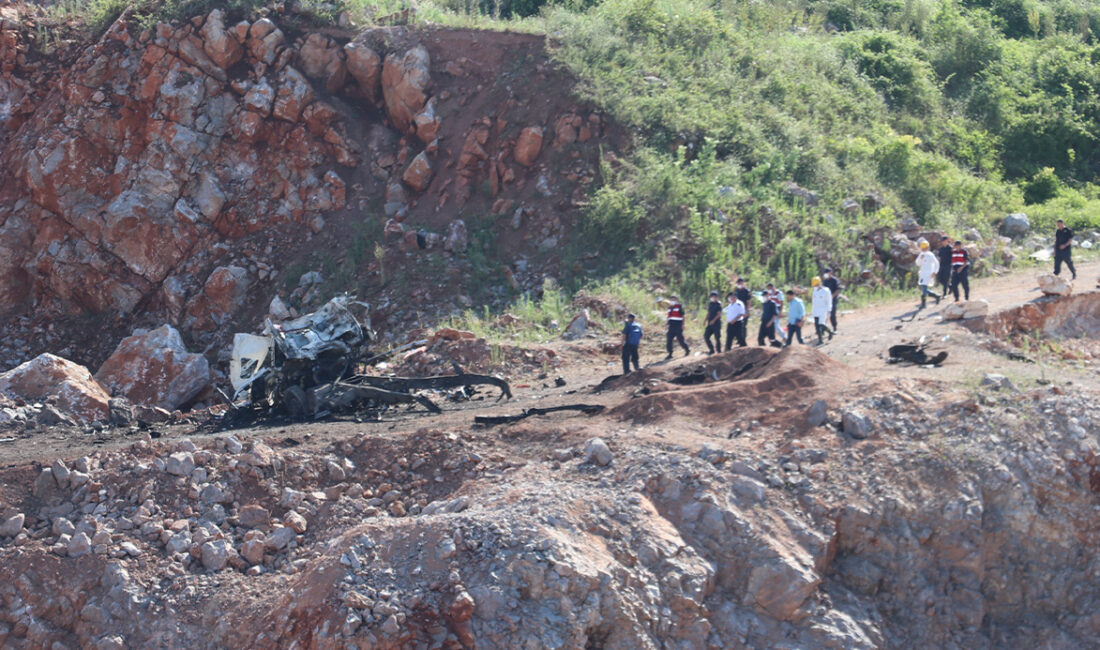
[1054,219,1077,280]
[936,235,954,298]
[703,291,723,354]
[757,283,781,347]
[950,240,970,301]
[821,269,840,333]
[734,278,752,334]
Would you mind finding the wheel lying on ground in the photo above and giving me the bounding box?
[282,385,313,421]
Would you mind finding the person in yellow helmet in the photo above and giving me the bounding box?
[810,276,833,344]
[915,239,941,309]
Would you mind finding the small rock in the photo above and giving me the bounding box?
[239,505,271,529]
[981,373,1017,392]
[327,460,346,481]
[284,511,308,534]
[437,536,456,560]
[1000,213,1030,238]
[51,459,71,489]
[201,539,233,571]
[266,526,296,551]
[1037,273,1072,297]
[120,541,142,557]
[166,452,195,476]
[841,410,873,440]
[241,538,265,565]
[222,435,243,454]
[806,400,828,427]
[68,531,92,557]
[941,300,989,320]
[0,513,25,537]
[583,438,613,466]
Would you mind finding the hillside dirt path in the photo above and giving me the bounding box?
[2,262,1098,467]
[819,260,1100,388]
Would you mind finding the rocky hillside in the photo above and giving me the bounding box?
[2,339,1100,648]
[0,2,616,372]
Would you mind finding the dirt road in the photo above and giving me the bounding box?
[822,260,1100,386]
[1,262,1097,466]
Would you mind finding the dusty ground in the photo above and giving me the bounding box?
[3,261,1097,466]
[2,265,1100,648]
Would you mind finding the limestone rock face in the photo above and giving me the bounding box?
[381,46,431,134]
[0,13,356,329]
[0,353,110,423]
[95,325,211,410]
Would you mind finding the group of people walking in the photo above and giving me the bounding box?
[913,221,1077,308]
[619,272,841,374]
[621,222,1081,375]
[915,236,971,308]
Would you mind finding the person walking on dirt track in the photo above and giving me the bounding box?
[916,240,941,309]
[936,235,953,298]
[704,290,723,354]
[724,292,746,350]
[621,313,642,374]
[784,289,805,347]
[822,268,840,333]
[1054,219,1077,280]
[811,276,833,344]
[950,240,971,302]
[665,295,690,359]
[757,284,781,347]
[735,278,752,332]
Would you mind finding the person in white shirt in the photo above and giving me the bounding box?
[915,240,941,309]
[811,276,833,344]
[723,292,747,350]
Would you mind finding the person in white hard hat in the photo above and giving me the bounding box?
[810,276,833,344]
[915,240,941,309]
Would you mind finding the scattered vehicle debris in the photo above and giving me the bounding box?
[887,338,948,366]
[475,404,604,426]
[225,295,511,422]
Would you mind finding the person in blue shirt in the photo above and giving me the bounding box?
[784,289,805,346]
[621,313,643,374]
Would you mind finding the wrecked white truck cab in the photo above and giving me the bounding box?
[226,295,510,421]
[229,295,373,404]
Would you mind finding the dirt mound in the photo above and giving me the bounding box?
[610,346,857,426]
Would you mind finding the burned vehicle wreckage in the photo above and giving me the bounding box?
[226,296,511,421]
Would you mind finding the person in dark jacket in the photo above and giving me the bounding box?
[703,291,723,353]
[1054,219,1077,280]
[757,284,781,347]
[822,269,840,333]
[950,240,970,301]
[936,236,954,298]
[734,278,752,331]
[665,296,690,359]
[621,313,642,374]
